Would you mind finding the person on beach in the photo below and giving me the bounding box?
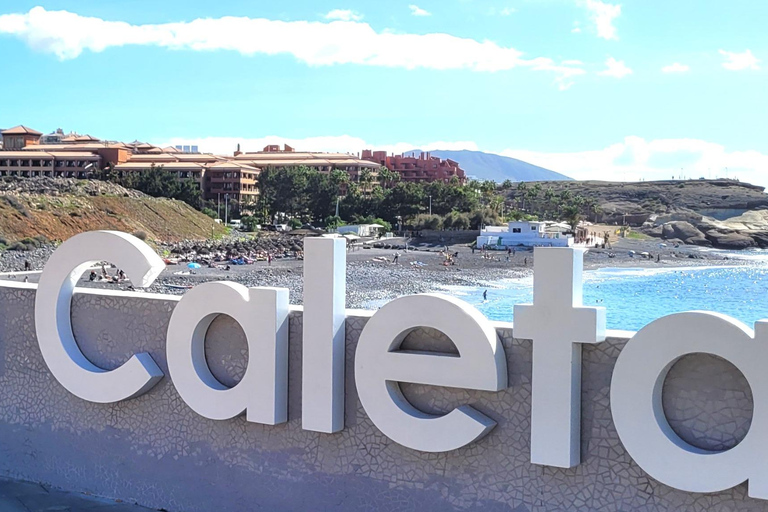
[24,260,30,271]
[483,290,488,301]
[393,252,400,264]
[267,253,273,266]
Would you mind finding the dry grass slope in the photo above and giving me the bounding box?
[0,180,226,243]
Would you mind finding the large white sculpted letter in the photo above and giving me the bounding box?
[514,248,606,468]
[611,312,768,499]
[35,230,165,403]
[166,282,289,424]
[302,236,346,433]
[355,294,507,452]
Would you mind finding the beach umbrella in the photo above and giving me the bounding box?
[187,262,202,269]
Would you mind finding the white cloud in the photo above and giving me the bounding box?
[581,0,621,40]
[324,9,363,22]
[661,62,690,73]
[598,57,632,78]
[501,136,768,187]
[500,7,516,16]
[409,5,431,16]
[0,6,584,82]
[719,49,760,71]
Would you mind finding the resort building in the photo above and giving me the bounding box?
[477,220,574,248]
[361,150,466,183]
[234,144,380,182]
[0,151,101,178]
[203,161,260,203]
[1,125,42,150]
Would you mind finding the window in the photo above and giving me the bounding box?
[512,228,522,233]
[531,226,537,231]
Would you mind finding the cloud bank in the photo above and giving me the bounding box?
[503,137,768,186]
[0,7,583,80]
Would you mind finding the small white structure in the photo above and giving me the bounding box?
[477,221,573,249]
[337,224,383,237]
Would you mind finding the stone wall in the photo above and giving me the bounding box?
[0,283,757,511]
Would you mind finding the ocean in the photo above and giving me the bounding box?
[440,259,768,331]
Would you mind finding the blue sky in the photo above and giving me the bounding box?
[1,1,766,183]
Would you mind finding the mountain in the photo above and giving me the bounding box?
[408,149,572,183]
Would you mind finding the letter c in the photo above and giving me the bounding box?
[34,231,165,403]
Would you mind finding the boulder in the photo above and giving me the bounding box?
[749,232,768,248]
[704,230,756,250]
[687,236,713,247]
[645,225,664,238]
[661,221,706,244]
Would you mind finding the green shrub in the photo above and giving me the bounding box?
[9,242,28,251]
[410,214,442,230]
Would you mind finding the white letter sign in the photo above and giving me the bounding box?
[35,230,165,403]
[612,312,768,499]
[355,294,507,452]
[302,236,347,433]
[514,248,606,468]
[166,282,289,424]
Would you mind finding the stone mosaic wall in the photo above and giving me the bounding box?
[0,283,759,511]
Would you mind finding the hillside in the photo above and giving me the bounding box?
[409,149,571,182]
[0,177,226,244]
[504,179,768,223]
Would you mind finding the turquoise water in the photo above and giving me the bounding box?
[441,264,768,331]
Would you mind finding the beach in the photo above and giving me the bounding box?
[0,234,758,310]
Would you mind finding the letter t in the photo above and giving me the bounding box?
[514,248,606,468]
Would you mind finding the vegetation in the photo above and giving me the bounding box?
[96,162,594,232]
[101,164,203,210]
[255,165,516,229]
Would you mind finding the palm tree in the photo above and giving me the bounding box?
[517,182,528,210]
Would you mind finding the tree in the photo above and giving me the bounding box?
[377,167,400,188]
[239,215,261,232]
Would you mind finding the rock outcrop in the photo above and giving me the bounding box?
[651,212,768,249]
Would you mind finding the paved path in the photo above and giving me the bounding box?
[0,478,155,511]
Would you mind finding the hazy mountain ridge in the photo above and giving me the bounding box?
[408,149,571,182]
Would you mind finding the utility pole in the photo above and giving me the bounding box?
[429,195,432,215]
[217,193,221,220]
[225,194,229,225]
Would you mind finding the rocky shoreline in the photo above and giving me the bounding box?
[643,210,768,250]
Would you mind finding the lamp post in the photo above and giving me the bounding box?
[429,195,432,216]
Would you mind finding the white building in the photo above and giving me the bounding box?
[477,221,573,249]
[337,224,384,237]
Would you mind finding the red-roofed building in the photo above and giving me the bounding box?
[361,150,466,184]
[1,125,42,150]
